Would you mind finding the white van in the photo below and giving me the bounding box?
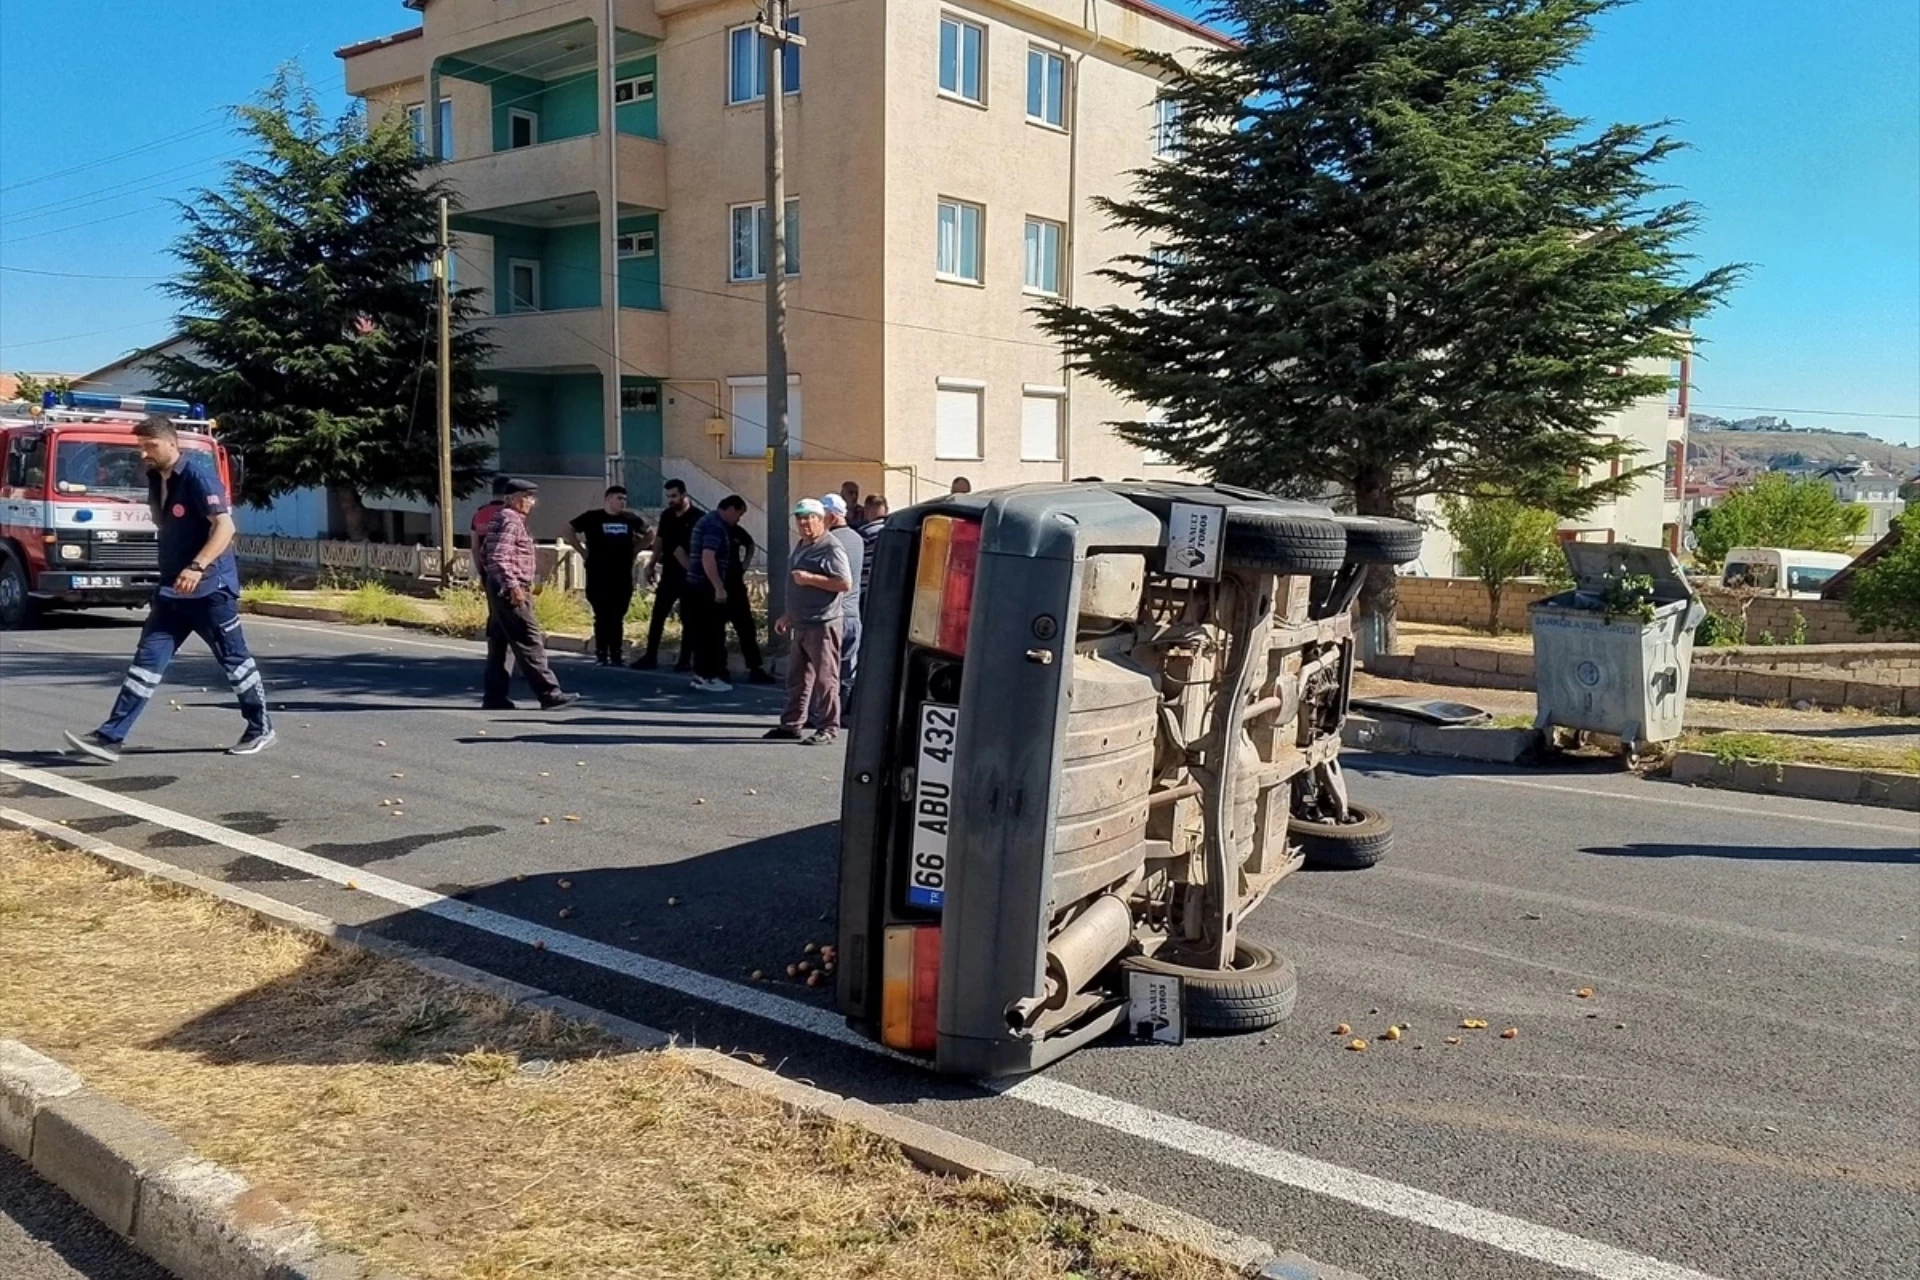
[1720,547,1855,599]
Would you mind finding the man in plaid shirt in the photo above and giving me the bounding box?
[481,479,579,711]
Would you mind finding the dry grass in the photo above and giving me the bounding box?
[1678,730,1920,775]
[0,834,1229,1280]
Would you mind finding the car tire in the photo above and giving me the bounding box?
[0,550,31,630]
[1220,509,1347,577]
[1120,940,1298,1033]
[1334,515,1425,567]
[1289,802,1393,870]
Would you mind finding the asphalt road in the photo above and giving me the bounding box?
[0,1153,172,1280]
[2,611,1915,1280]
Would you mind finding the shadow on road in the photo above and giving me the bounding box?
[1582,841,1918,864]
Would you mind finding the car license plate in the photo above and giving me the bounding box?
[77,575,125,588]
[907,703,959,910]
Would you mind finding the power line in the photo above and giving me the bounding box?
[0,265,171,281]
[0,317,176,352]
[1689,402,1920,423]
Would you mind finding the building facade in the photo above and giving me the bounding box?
[1413,351,1692,576]
[339,0,1221,537]
[1817,459,1906,544]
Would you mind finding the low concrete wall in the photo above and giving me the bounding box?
[1368,641,1920,714]
[1396,577,1882,646]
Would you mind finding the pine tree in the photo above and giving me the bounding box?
[152,69,501,539]
[1039,0,1739,632]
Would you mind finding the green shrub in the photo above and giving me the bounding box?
[240,581,288,605]
[532,586,591,635]
[1693,608,1745,648]
[434,585,489,636]
[340,580,422,627]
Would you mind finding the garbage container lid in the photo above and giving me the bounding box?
[1559,542,1695,605]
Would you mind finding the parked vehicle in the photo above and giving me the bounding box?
[0,393,236,628]
[1719,546,1855,599]
[835,481,1422,1075]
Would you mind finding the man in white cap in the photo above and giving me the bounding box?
[819,493,865,716]
[765,498,851,744]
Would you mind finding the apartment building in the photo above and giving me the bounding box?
[338,0,1222,536]
[1413,351,1692,575]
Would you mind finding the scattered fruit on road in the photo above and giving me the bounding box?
[1461,1019,1489,1029]
[1347,1039,1368,1052]
[1500,1027,1519,1039]
[1334,1023,1351,1036]
[1446,1037,1461,1045]
[1575,987,1596,999]
[537,817,551,825]
[1382,1026,1402,1041]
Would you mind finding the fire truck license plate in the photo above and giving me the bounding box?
[908,703,959,911]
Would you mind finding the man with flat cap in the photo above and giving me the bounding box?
[481,479,579,711]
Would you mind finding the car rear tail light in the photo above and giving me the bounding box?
[880,924,941,1054]
[908,516,981,656]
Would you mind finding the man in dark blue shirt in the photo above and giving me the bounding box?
[64,416,273,763]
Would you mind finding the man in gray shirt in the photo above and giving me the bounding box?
[820,493,865,714]
[766,499,852,745]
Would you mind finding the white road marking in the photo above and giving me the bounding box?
[1,760,1732,1280]
[1002,1076,1725,1280]
[1370,759,1918,834]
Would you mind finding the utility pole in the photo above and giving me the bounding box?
[759,0,804,630]
[435,196,456,577]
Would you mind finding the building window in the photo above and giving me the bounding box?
[621,385,660,412]
[728,375,804,458]
[729,200,800,281]
[935,379,984,460]
[936,199,983,283]
[1026,48,1066,128]
[613,73,655,104]
[939,16,985,104]
[507,108,538,149]
[1023,218,1062,295]
[617,230,657,258]
[1153,95,1183,159]
[405,98,453,160]
[1020,387,1064,462]
[507,259,541,312]
[728,18,801,105]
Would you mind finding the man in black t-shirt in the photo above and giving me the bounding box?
[566,486,652,665]
[633,477,700,670]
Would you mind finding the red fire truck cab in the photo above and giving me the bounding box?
[0,393,237,629]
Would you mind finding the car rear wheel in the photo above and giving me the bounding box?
[1333,515,1425,566]
[1119,940,1298,1033]
[1289,802,1393,870]
[1220,510,1347,577]
[0,551,31,630]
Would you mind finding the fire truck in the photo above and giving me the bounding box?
[0,392,237,628]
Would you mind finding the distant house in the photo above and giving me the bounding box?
[1816,458,1906,544]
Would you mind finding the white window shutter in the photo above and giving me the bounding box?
[936,387,982,459]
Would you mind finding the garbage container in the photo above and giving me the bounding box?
[1529,543,1707,749]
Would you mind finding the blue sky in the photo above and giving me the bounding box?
[1,0,1914,447]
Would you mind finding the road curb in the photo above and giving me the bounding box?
[1,807,1362,1280]
[0,1040,390,1280]
[1664,750,1919,811]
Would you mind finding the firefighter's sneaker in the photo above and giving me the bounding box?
[227,726,278,756]
[63,730,122,764]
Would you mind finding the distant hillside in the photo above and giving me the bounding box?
[1687,414,1919,475]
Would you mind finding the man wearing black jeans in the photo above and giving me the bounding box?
[725,520,776,684]
[632,478,700,670]
[680,494,747,693]
[566,485,651,665]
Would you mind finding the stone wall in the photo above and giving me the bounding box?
[1397,576,1884,646]
[1367,640,1920,714]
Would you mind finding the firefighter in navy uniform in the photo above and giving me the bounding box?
[64,415,272,763]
